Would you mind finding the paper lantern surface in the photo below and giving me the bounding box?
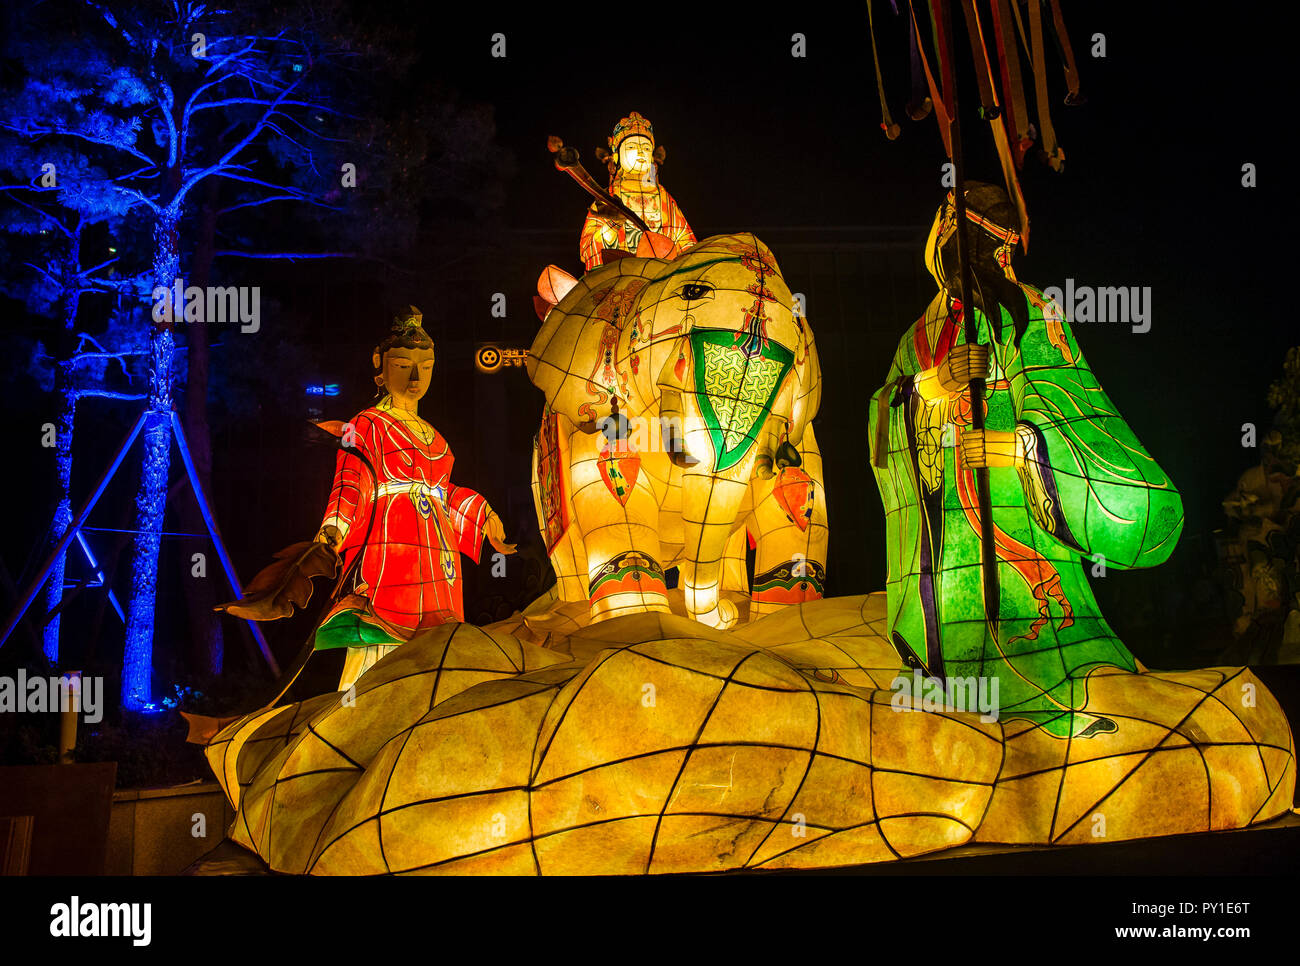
[527,234,827,631]
[201,596,1294,874]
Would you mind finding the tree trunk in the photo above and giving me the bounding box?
[42,355,77,666]
[41,225,85,667]
[121,209,179,710]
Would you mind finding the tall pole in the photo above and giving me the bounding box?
[937,0,1001,637]
[171,412,280,676]
[0,410,148,650]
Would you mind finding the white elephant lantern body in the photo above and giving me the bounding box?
[527,234,827,630]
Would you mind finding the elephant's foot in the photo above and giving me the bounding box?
[587,550,670,623]
[683,573,742,630]
[694,598,740,630]
[751,559,826,617]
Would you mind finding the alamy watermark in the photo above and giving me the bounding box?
[49,896,150,946]
[889,669,1000,723]
[595,413,692,455]
[151,278,260,332]
[1041,278,1151,334]
[0,670,103,723]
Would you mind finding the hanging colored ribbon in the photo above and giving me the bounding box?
[910,0,952,157]
[990,0,1033,169]
[961,0,1030,251]
[1009,0,1031,55]
[867,0,902,138]
[928,0,956,109]
[958,0,999,120]
[1027,0,1065,171]
[1047,0,1083,104]
[907,8,934,120]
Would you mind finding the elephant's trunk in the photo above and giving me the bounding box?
[678,469,749,629]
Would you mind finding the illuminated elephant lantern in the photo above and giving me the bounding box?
[526,233,827,630]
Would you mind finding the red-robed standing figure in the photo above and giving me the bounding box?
[218,307,515,690]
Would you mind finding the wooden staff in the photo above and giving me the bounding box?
[547,135,652,234]
[937,0,1001,635]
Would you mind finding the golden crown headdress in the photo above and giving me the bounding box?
[609,111,655,151]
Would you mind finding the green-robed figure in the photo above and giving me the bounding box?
[869,183,1183,739]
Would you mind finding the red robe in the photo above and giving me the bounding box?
[580,172,695,272]
[315,402,488,648]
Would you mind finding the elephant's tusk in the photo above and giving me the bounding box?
[659,389,699,466]
[776,440,802,469]
[753,411,790,480]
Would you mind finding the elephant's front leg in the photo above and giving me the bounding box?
[532,436,588,603]
[678,470,751,629]
[749,423,829,617]
[566,426,671,622]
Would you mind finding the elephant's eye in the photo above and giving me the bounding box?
[679,283,713,301]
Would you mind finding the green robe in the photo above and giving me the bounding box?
[868,285,1183,738]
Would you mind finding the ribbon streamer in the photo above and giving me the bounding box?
[963,0,1031,250]
[1047,0,1083,104]
[959,0,999,120]
[907,7,934,120]
[1027,0,1065,171]
[911,0,952,156]
[867,0,902,138]
[990,0,1034,169]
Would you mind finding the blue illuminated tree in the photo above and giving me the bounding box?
[3,0,510,709]
[0,139,146,666]
[2,0,362,708]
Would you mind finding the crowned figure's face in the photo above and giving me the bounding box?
[380,345,435,408]
[617,135,653,177]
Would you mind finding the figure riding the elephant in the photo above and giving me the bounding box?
[578,111,696,272]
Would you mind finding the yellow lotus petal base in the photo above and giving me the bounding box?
[202,596,1295,874]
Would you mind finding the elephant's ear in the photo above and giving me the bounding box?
[535,265,579,320]
[788,316,822,446]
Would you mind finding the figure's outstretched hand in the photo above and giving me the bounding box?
[937,343,990,394]
[483,509,517,555]
[214,538,340,621]
[315,524,344,551]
